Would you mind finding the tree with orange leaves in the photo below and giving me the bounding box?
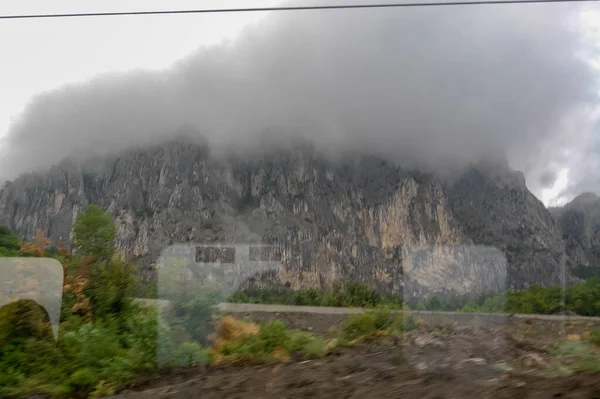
[58,237,69,258]
[19,229,51,258]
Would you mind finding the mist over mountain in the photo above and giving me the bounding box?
[0,138,575,298]
[1,4,600,297]
[0,4,598,203]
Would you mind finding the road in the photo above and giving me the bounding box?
[133,298,600,322]
[216,302,600,321]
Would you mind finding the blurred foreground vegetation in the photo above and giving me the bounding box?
[0,206,413,398]
[0,206,224,398]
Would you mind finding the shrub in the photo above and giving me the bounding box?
[71,204,117,262]
[338,309,403,344]
[0,300,53,346]
[339,313,377,342]
[211,317,326,364]
[302,337,327,358]
[174,341,211,366]
[228,281,403,309]
[67,368,98,393]
[170,295,218,345]
[90,381,118,398]
[590,329,600,347]
[0,225,21,256]
[553,341,600,373]
[91,259,138,320]
[425,296,442,311]
[566,278,600,316]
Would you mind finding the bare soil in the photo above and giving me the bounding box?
[111,315,600,399]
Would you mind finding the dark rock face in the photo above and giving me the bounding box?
[551,193,600,279]
[0,139,569,296]
[446,161,567,288]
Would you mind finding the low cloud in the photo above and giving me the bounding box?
[1,4,598,203]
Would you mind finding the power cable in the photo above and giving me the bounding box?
[0,0,596,20]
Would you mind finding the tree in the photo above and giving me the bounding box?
[19,229,51,257]
[0,299,53,345]
[72,205,117,262]
[91,258,137,319]
[425,296,442,311]
[58,238,69,257]
[0,226,21,257]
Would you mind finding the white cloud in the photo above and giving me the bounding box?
[1,1,600,207]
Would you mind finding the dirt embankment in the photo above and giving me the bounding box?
[111,347,600,399]
[110,309,600,399]
[218,303,600,339]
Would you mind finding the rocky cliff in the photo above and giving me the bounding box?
[551,193,600,279]
[0,139,569,297]
[446,161,567,288]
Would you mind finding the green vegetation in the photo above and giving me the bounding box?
[3,205,600,397]
[211,316,327,364]
[591,329,600,346]
[211,309,412,364]
[446,279,600,316]
[0,226,21,257]
[230,278,600,317]
[0,207,338,398]
[228,281,403,308]
[71,204,117,262]
[571,264,600,280]
[335,308,411,345]
[0,206,222,398]
[552,341,600,374]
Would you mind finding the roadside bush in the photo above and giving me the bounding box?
[210,317,326,364]
[174,341,211,366]
[566,278,600,316]
[338,308,404,344]
[0,300,54,346]
[229,278,600,319]
[228,281,403,309]
[0,225,21,257]
[90,259,138,321]
[424,296,443,311]
[553,341,600,373]
[590,329,600,347]
[339,313,378,342]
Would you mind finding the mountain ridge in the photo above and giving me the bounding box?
[0,138,582,297]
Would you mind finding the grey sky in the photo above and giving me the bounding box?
[0,0,280,136]
[1,1,599,206]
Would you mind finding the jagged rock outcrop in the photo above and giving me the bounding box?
[0,139,568,297]
[446,161,568,288]
[551,193,600,279]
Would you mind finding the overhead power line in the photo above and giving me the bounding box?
[0,0,598,20]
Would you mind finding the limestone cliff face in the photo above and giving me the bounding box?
[551,193,600,279]
[0,139,567,297]
[446,161,568,288]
